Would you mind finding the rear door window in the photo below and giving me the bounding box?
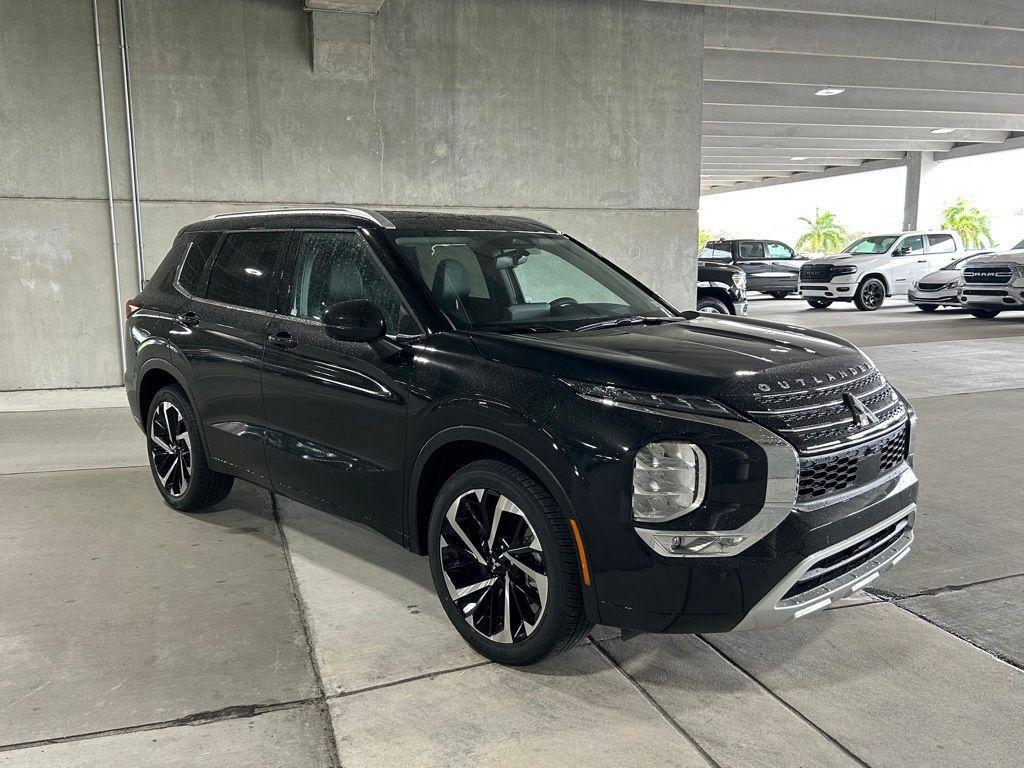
[700,243,732,261]
[205,231,288,310]
[738,241,766,260]
[927,234,955,254]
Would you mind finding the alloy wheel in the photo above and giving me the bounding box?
[439,489,548,644]
[698,305,724,314]
[862,280,885,309]
[150,401,192,497]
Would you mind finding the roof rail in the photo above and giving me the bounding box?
[206,207,395,229]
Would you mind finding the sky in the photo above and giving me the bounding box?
[698,147,1024,251]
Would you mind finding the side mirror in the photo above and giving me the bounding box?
[895,245,912,256]
[322,300,386,343]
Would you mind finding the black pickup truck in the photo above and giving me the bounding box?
[700,239,804,299]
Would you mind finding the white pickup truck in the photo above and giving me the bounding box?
[799,231,965,311]
[958,244,1024,318]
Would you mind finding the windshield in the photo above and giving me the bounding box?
[1014,239,1024,250]
[388,230,672,331]
[843,235,899,255]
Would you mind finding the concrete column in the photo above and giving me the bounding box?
[903,151,938,231]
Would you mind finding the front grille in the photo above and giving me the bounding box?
[800,264,836,282]
[782,516,909,601]
[796,426,908,502]
[732,368,907,454]
[963,266,1013,284]
[916,282,946,291]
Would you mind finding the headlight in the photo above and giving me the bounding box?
[564,380,738,419]
[943,281,959,289]
[731,272,746,288]
[833,265,858,275]
[633,441,707,522]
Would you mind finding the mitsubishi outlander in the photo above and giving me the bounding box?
[126,208,917,665]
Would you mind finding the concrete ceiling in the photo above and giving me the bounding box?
[669,0,1024,194]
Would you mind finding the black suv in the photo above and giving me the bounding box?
[700,239,804,298]
[126,208,918,665]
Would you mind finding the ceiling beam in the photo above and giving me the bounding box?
[703,7,1024,68]
[701,147,905,160]
[703,135,955,151]
[701,158,906,195]
[941,133,1024,160]
[703,105,1024,131]
[703,50,1024,97]
[702,122,1009,143]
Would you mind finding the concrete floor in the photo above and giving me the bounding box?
[2,298,1022,767]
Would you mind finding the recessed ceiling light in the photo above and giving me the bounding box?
[930,127,955,134]
[815,87,845,96]
[790,156,809,161]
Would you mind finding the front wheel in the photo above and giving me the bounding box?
[968,308,1001,319]
[806,298,833,309]
[147,386,234,511]
[427,460,592,665]
[696,296,731,314]
[854,277,886,311]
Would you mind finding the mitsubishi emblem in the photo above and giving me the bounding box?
[844,392,879,428]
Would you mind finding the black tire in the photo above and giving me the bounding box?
[146,386,234,512]
[427,459,592,665]
[806,298,833,309]
[854,277,886,311]
[968,308,1001,319]
[917,304,939,312]
[696,296,732,315]
[767,291,791,300]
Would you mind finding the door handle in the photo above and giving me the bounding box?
[267,330,297,348]
[176,311,199,327]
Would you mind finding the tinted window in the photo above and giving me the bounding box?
[766,242,794,259]
[178,232,220,295]
[927,234,955,254]
[896,235,925,256]
[206,231,286,310]
[699,243,732,261]
[290,231,416,334]
[738,241,765,260]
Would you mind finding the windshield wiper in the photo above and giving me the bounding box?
[574,316,683,332]
[480,324,564,334]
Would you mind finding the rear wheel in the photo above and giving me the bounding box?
[968,308,1001,319]
[427,460,592,665]
[854,277,886,311]
[696,296,731,314]
[768,291,791,300]
[806,298,833,309]
[147,386,233,511]
[917,304,939,312]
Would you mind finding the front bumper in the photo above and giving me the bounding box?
[798,276,858,301]
[959,285,1024,309]
[908,288,958,306]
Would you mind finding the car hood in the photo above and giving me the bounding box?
[471,315,869,397]
[804,253,884,267]
[918,269,961,283]
[965,249,1024,266]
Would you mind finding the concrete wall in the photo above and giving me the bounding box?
[1,0,703,390]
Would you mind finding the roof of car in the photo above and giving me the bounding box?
[180,207,558,235]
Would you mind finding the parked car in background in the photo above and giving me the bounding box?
[696,261,748,315]
[699,239,804,298]
[908,252,993,311]
[958,243,1024,318]
[799,231,964,311]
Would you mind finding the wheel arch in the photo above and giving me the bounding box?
[859,271,891,295]
[696,286,735,313]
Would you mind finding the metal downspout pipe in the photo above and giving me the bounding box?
[117,0,145,290]
[92,0,127,376]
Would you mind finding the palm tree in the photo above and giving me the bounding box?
[941,198,994,248]
[796,209,848,253]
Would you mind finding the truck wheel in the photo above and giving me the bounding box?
[697,297,731,314]
[917,304,939,312]
[427,460,592,665]
[968,308,1001,319]
[768,292,791,299]
[806,299,832,309]
[854,278,886,311]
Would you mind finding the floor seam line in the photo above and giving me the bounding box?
[693,635,874,768]
[592,640,723,768]
[870,571,1024,600]
[0,463,147,477]
[0,698,316,753]
[326,659,494,700]
[907,384,1024,400]
[271,492,344,768]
